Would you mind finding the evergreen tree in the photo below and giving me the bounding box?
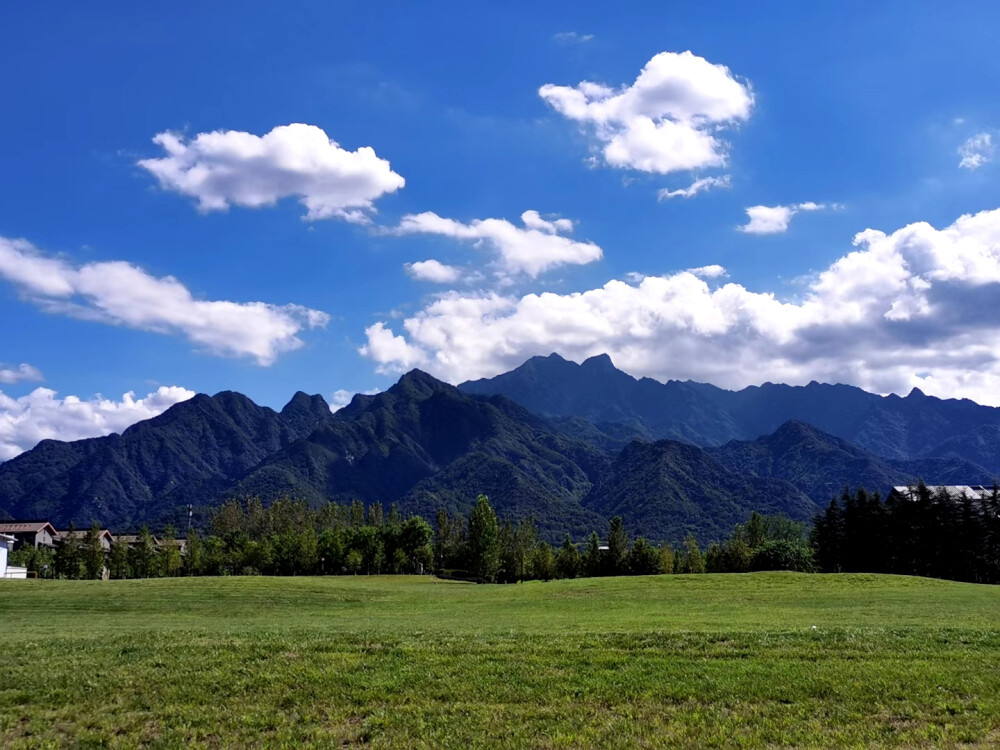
[530,542,556,581]
[108,539,130,579]
[628,537,661,575]
[584,531,603,577]
[183,530,203,576]
[367,502,384,528]
[555,534,581,579]
[349,500,366,528]
[82,523,106,579]
[129,526,158,579]
[55,522,82,579]
[160,525,183,577]
[659,543,675,574]
[467,494,500,583]
[605,516,629,576]
[677,534,705,574]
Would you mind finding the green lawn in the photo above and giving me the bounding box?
[3,573,1000,747]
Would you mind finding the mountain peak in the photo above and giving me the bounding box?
[582,353,616,370]
[907,387,928,399]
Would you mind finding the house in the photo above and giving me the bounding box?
[0,521,59,550]
[157,538,187,555]
[889,485,991,503]
[56,528,115,551]
[0,532,27,579]
[115,534,162,548]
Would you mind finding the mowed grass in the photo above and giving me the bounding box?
[3,574,1000,748]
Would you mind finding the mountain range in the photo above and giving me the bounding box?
[1,354,996,543]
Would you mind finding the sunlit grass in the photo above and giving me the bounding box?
[3,573,1000,747]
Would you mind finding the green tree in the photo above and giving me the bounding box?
[659,543,675,574]
[399,516,433,573]
[530,542,556,581]
[55,522,82,579]
[129,526,158,579]
[605,516,629,576]
[345,549,363,574]
[628,536,661,575]
[555,535,581,579]
[584,531,603,577]
[467,494,500,583]
[160,525,183,577]
[108,539,130,579]
[367,502,384,527]
[82,523,106,580]
[750,540,815,572]
[183,530,203,576]
[677,534,705,574]
[318,528,346,574]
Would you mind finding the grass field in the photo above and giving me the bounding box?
[3,573,1000,748]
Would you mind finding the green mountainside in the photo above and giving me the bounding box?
[1,358,993,543]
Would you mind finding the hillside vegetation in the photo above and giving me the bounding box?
[3,574,1000,747]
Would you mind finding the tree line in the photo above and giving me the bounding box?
[811,483,1000,583]
[10,494,812,581]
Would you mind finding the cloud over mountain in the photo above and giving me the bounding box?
[362,207,1000,405]
[540,51,752,175]
[0,237,329,365]
[0,385,194,460]
[138,123,405,223]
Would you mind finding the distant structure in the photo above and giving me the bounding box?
[0,521,59,550]
[889,485,992,502]
[0,532,27,579]
[55,528,115,551]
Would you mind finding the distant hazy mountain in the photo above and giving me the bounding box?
[708,420,993,505]
[461,353,1000,474]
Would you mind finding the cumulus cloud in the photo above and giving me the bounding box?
[958,132,994,170]
[392,210,602,278]
[0,237,329,365]
[361,207,1000,405]
[687,264,727,278]
[539,51,752,175]
[0,386,195,460]
[553,31,594,44]
[738,202,826,234]
[137,123,405,223]
[658,175,731,200]
[405,259,463,283]
[0,363,44,385]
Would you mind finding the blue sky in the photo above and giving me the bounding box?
[3,1,1000,457]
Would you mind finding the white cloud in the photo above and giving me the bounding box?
[137,123,405,223]
[361,206,1000,406]
[0,364,43,385]
[687,264,727,278]
[405,259,463,283]
[0,386,195,460]
[553,31,594,44]
[0,237,329,365]
[958,132,994,170]
[738,202,827,234]
[539,51,752,175]
[392,210,601,278]
[658,175,731,200]
[329,387,381,412]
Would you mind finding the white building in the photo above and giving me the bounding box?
[0,532,28,579]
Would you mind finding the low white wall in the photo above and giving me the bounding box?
[0,542,7,578]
